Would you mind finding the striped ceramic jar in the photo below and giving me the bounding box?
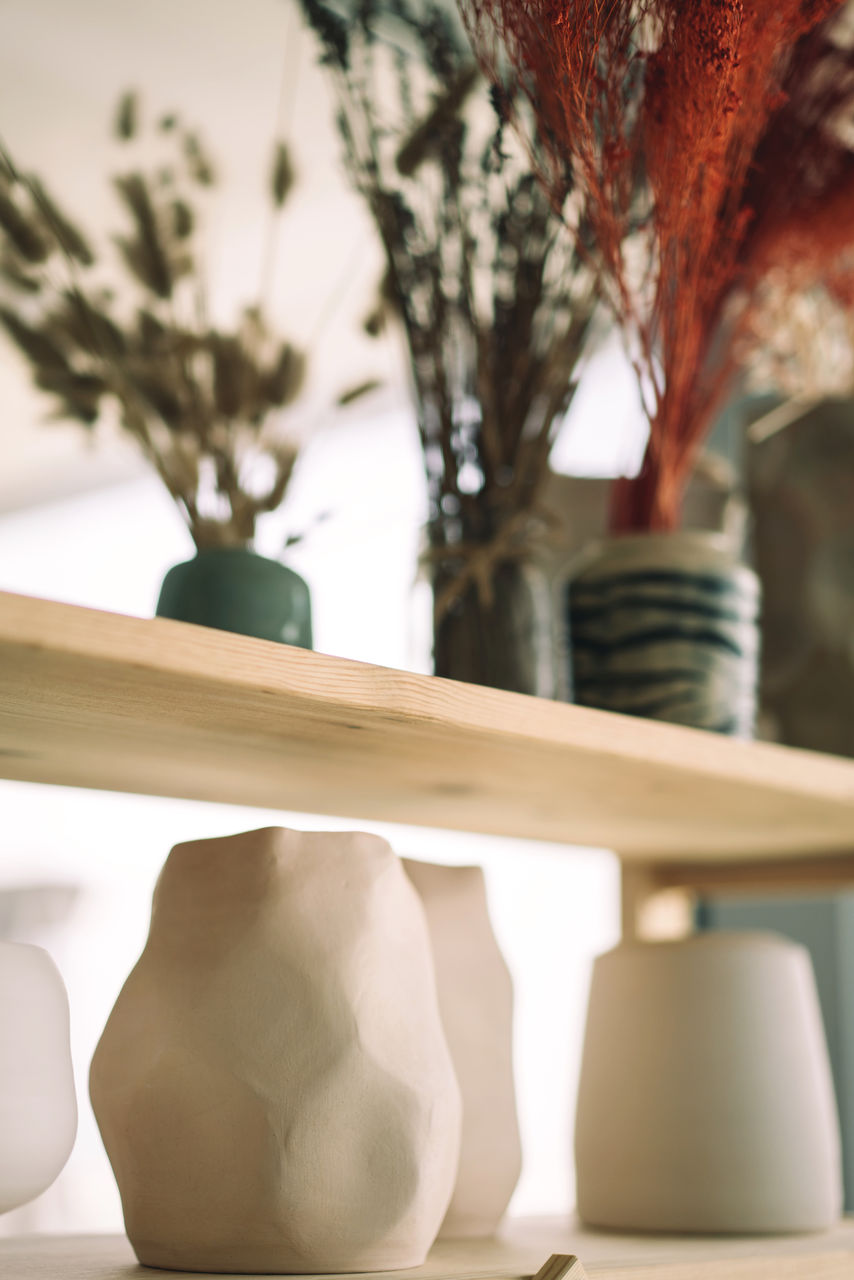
[567,532,760,736]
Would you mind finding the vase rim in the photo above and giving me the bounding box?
[601,930,802,958]
[587,529,739,557]
[603,529,734,545]
[0,939,55,957]
[190,545,265,559]
[570,528,758,589]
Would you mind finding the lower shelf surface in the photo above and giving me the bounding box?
[1,1216,853,1280]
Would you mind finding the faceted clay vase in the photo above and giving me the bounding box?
[568,531,760,735]
[403,860,522,1238]
[575,933,843,1233]
[90,827,462,1273]
[156,547,312,646]
[0,942,77,1214]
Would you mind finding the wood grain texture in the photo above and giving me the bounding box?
[531,1254,588,1280]
[3,591,854,863]
[2,1218,853,1278]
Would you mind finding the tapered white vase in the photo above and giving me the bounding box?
[575,933,842,1233]
[90,827,462,1273]
[403,860,522,1237]
[0,942,77,1214]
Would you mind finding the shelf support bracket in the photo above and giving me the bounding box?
[621,863,695,940]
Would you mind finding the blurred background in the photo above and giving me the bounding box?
[2,0,854,1239]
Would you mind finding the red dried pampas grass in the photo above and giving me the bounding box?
[740,21,854,306]
[461,0,848,531]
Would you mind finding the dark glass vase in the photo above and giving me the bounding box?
[431,557,553,697]
[156,547,312,648]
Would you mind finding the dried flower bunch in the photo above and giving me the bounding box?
[299,0,598,618]
[0,94,308,550]
[746,282,854,404]
[739,18,854,404]
[460,0,850,532]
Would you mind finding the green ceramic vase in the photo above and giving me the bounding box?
[155,548,312,648]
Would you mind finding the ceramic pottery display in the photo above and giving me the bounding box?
[156,547,312,646]
[403,860,522,1237]
[0,942,77,1214]
[568,531,760,735]
[90,827,461,1273]
[575,933,842,1233]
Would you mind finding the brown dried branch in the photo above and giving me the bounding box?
[114,92,138,141]
[270,141,296,206]
[0,99,320,551]
[301,0,597,588]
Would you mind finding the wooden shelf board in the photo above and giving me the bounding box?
[3,591,854,865]
[2,1217,853,1279]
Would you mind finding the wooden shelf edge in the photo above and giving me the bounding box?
[4,590,854,865]
[1,1217,853,1279]
[650,854,854,897]
[3,589,854,795]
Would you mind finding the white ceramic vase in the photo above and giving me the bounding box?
[90,827,462,1273]
[403,860,522,1237]
[575,932,842,1233]
[0,942,77,1214]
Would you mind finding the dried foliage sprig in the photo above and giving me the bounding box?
[460,0,849,533]
[299,0,599,613]
[0,94,327,550]
[745,281,854,407]
[736,21,854,409]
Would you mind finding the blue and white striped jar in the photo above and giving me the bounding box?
[567,532,760,736]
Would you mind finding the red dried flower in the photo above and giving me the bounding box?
[461,0,851,530]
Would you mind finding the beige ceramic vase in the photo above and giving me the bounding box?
[90,827,462,1273]
[575,933,842,1233]
[403,860,522,1238]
